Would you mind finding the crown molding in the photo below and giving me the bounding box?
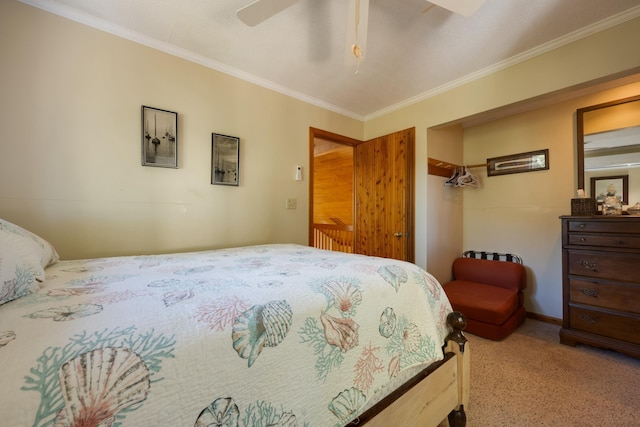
[365,5,640,121]
[18,0,366,122]
[17,1,640,123]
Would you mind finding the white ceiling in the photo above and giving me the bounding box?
[21,0,640,120]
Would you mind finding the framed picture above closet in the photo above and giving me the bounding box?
[487,149,549,177]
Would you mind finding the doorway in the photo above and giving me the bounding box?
[309,127,415,262]
[310,129,359,253]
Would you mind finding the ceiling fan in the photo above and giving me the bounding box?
[237,0,485,67]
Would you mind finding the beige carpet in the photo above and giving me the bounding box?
[457,319,640,426]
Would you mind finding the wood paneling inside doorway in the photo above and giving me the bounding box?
[313,141,353,225]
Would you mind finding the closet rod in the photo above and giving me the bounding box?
[466,163,489,169]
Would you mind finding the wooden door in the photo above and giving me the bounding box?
[355,128,414,262]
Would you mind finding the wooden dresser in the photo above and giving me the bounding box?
[560,216,640,358]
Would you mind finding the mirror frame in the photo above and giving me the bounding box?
[576,94,640,191]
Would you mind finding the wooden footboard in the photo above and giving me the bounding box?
[443,311,470,427]
[352,312,470,427]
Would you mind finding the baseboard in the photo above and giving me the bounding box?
[526,312,562,326]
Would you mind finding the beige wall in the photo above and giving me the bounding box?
[425,126,464,283]
[0,1,362,259]
[462,82,640,318]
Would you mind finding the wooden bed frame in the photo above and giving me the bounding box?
[352,312,470,427]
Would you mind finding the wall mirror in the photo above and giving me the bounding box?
[577,94,640,206]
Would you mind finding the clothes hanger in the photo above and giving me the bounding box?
[445,166,461,186]
[455,166,480,187]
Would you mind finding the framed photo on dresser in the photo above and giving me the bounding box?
[590,175,628,204]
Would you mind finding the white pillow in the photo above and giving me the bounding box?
[0,218,59,305]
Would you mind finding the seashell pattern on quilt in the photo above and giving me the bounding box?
[232,299,293,367]
[55,347,151,427]
[0,244,452,426]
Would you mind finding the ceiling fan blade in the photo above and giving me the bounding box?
[345,0,369,67]
[237,0,301,27]
[426,0,485,17]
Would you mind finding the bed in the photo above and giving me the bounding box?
[0,218,469,427]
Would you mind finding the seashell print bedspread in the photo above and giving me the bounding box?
[0,244,453,427]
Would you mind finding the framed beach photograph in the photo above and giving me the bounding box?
[590,175,628,204]
[141,106,178,168]
[487,149,549,177]
[211,133,240,186]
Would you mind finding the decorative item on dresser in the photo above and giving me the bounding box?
[560,216,640,358]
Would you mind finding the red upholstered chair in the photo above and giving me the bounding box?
[443,251,527,341]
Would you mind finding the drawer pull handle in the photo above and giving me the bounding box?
[580,288,599,297]
[579,314,599,324]
[579,260,597,269]
[580,237,587,242]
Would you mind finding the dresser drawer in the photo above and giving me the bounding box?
[569,304,640,345]
[568,250,640,284]
[568,219,640,234]
[569,278,640,314]
[561,216,640,357]
[568,233,640,249]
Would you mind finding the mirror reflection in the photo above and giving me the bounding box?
[578,95,640,208]
[584,126,640,171]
